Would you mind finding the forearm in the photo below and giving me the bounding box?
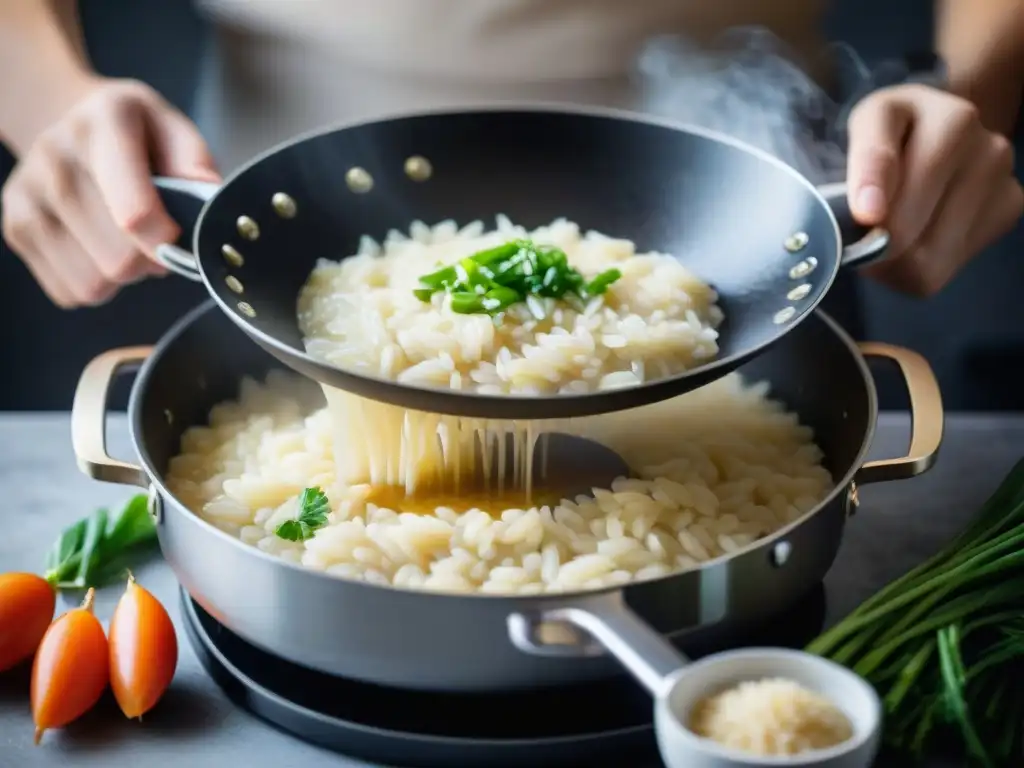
[936,0,1024,136]
[0,0,96,155]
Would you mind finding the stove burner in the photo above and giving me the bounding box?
[181,586,827,768]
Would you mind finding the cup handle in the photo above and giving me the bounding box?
[152,176,220,282]
[508,593,687,697]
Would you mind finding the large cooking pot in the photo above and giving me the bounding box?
[71,300,941,692]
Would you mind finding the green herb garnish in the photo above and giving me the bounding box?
[414,239,622,315]
[274,487,330,541]
[43,494,159,589]
[807,458,1024,765]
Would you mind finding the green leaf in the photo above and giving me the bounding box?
[42,494,156,590]
[275,487,330,542]
[44,517,88,573]
[105,494,157,551]
[73,508,109,589]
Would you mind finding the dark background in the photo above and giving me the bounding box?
[1,0,1021,411]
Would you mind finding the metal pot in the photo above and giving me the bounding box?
[72,300,941,692]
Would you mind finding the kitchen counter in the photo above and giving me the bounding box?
[1,412,1021,768]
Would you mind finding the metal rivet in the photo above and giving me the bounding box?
[404,156,433,182]
[846,481,861,518]
[272,192,297,218]
[789,257,818,279]
[771,541,792,567]
[221,244,244,267]
[785,232,809,252]
[163,409,174,425]
[773,307,797,324]
[787,283,812,301]
[237,216,260,240]
[225,276,244,294]
[147,484,163,525]
[345,167,374,193]
[237,301,256,318]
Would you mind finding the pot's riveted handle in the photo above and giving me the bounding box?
[71,346,154,488]
[856,342,944,485]
[817,182,890,268]
[152,176,220,283]
[508,595,688,698]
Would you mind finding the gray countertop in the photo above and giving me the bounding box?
[1,412,1021,768]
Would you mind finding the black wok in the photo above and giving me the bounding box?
[154,105,888,420]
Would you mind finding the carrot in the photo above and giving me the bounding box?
[108,573,177,719]
[31,588,109,744]
[0,573,55,672]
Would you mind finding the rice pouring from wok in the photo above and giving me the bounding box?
[165,218,832,595]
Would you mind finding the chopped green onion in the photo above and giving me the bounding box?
[413,238,623,316]
[586,268,623,296]
[450,292,485,314]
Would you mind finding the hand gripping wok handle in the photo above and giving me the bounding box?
[71,346,153,488]
[856,342,944,485]
[508,595,688,698]
[152,176,221,282]
[817,181,891,268]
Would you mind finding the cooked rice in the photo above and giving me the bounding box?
[164,371,832,595]
[297,217,724,395]
[688,678,854,755]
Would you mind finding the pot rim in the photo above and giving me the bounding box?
[126,300,880,604]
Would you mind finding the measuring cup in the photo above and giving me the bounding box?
[509,602,882,767]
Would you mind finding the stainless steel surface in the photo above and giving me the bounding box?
[68,306,941,692]
[152,176,217,282]
[0,412,1006,767]
[510,596,687,697]
[520,432,632,500]
[816,182,889,268]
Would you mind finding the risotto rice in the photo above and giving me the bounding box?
[165,371,832,595]
[297,217,724,395]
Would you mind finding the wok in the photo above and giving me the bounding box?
[72,300,941,692]
[152,105,889,420]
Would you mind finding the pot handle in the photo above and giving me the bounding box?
[856,342,944,485]
[151,176,220,283]
[817,182,891,268]
[508,594,687,698]
[71,346,154,488]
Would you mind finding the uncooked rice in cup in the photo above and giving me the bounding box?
[688,677,854,755]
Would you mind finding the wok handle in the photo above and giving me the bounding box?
[817,182,891,268]
[152,176,220,282]
[71,346,154,488]
[856,342,944,485]
[508,594,687,698]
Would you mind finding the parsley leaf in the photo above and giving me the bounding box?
[274,486,331,541]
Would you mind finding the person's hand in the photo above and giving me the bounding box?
[845,83,1023,296]
[1,77,220,308]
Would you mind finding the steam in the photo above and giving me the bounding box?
[635,28,874,185]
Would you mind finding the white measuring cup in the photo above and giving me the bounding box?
[509,601,882,768]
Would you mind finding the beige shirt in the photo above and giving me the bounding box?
[194,0,826,170]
